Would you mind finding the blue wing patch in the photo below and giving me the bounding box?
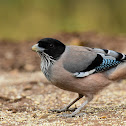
[74,58,121,78]
[95,59,121,72]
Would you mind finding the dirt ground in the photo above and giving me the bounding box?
[0,32,126,125]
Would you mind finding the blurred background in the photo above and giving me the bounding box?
[1,0,126,72]
[1,0,126,40]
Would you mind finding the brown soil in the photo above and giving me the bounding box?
[0,32,126,125]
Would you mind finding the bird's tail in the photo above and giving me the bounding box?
[108,62,126,80]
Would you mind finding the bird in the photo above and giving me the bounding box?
[32,38,126,117]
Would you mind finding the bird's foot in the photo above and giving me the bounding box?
[49,107,77,113]
[58,112,86,118]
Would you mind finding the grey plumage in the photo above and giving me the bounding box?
[62,46,97,73]
[62,46,123,77]
[32,38,126,117]
[93,48,126,61]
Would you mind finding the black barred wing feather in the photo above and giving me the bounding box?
[95,59,121,72]
[93,48,126,61]
[74,58,121,78]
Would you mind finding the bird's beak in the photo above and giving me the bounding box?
[32,44,45,52]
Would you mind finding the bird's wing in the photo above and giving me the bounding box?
[93,48,126,61]
[62,46,126,78]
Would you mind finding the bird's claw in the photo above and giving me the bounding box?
[57,112,86,118]
[49,108,66,113]
[49,107,77,113]
[57,113,75,118]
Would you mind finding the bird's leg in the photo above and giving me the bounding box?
[59,95,93,117]
[50,94,83,113]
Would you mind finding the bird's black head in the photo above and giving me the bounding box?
[32,38,66,60]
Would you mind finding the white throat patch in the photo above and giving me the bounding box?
[37,52,55,80]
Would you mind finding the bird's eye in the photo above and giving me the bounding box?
[49,44,54,48]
